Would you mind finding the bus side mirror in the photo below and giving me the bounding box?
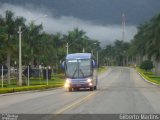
[61,61,65,70]
[92,60,96,68]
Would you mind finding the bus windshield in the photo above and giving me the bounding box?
[66,59,91,78]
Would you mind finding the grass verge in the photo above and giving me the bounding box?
[0,67,108,94]
[0,74,65,94]
[0,84,63,94]
[136,67,160,85]
[98,66,107,74]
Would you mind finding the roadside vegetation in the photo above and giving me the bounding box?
[0,74,65,94]
[98,66,107,73]
[136,67,160,85]
[100,12,160,75]
[0,66,105,94]
[136,58,160,85]
[0,9,160,93]
[0,10,102,88]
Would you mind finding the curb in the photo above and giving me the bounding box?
[0,87,63,97]
[136,71,160,87]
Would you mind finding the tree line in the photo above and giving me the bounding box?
[0,10,100,83]
[1,9,160,84]
[100,12,160,75]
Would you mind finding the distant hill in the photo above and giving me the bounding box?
[1,0,160,25]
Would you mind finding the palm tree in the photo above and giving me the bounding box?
[64,28,87,53]
[23,21,43,66]
[146,14,160,74]
[100,45,115,66]
[129,13,160,74]
[0,18,8,63]
[2,10,25,84]
[130,22,151,65]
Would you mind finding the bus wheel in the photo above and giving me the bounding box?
[73,88,76,91]
[68,87,72,92]
[90,87,94,91]
[74,88,79,91]
[94,86,97,90]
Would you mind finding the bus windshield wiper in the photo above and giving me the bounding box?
[72,67,78,78]
[79,69,85,77]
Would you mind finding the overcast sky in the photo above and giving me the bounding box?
[1,1,159,46]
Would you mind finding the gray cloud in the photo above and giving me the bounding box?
[0,3,137,46]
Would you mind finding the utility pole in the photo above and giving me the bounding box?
[97,51,98,68]
[1,65,3,88]
[122,13,127,66]
[82,48,85,53]
[122,13,125,41]
[18,26,22,86]
[27,65,30,86]
[122,13,128,66]
[46,67,48,85]
[66,43,69,55]
[17,15,47,86]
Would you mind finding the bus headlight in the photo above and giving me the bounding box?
[89,83,93,86]
[64,79,71,88]
[87,78,92,83]
[66,78,71,83]
[64,83,70,88]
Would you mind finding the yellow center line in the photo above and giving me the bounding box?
[54,68,122,114]
[105,68,122,85]
[54,91,97,114]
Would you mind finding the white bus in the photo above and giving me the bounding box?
[62,53,98,92]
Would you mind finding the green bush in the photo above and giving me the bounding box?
[143,72,154,75]
[140,60,153,71]
[136,67,160,85]
[0,88,14,94]
[0,84,63,94]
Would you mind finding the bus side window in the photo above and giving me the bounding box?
[61,61,66,70]
[91,60,96,68]
[62,61,67,75]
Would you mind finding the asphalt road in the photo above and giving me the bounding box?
[0,67,160,116]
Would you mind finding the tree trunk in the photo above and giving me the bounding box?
[122,56,125,66]
[135,55,139,66]
[31,48,34,67]
[131,56,135,66]
[126,56,128,66]
[155,61,160,76]
[136,54,143,66]
[142,55,147,61]
[7,51,11,84]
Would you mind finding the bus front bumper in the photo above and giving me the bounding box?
[64,83,93,88]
